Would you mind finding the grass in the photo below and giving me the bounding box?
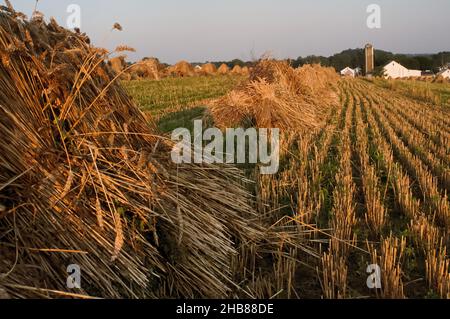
[123,75,245,116]
[430,82,450,107]
[157,106,207,133]
[371,78,450,108]
[124,75,245,135]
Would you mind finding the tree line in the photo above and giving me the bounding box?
[291,49,450,74]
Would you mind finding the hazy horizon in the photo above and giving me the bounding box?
[8,0,450,64]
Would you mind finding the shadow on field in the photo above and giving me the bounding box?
[157,106,208,134]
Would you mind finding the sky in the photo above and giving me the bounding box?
[8,0,450,64]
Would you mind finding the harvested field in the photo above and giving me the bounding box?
[371,78,450,107]
[128,62,450,299]
[1,3,449,301]
[240,77,450,299]
[123,75,245,118]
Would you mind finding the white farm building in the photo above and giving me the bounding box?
[437,68,450,79]
[383,61,421,79]
[340,67,356,77]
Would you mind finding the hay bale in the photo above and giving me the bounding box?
[109,55,127,74]
[130,72,140,80]
[209,59,338,131]
[201,63,217,75]
[295,63,339,96]
[231,65,242,74]
[217,64,230,74]
[0,7,264,299]
[231,65,250,76]
[241,66,250,75]
[130,58,163,80]
[168,60,195,77]
[120,72,132,81]
[108,55,133,81]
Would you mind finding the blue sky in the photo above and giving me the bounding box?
[9,0,450,64]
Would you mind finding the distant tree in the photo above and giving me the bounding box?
[230,59,245,67]
[416,56,433,70]
[372,66,386,77]
[373,50,395,68]
[432,52,450,70]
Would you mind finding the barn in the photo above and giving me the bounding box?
[340,67,356,77]
[383,61,421,79]
[436,68,450,79]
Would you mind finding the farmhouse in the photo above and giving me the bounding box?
[340,67,356,77]
[436,68,450,79]
[383,61,421,79]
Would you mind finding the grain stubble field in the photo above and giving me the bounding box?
[127,76,450,299]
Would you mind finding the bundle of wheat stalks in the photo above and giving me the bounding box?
[128,57,165,80]
[0,6,265,298]
[209,59,339,131]
[167,60,195,77]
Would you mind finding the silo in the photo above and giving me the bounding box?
[365,44,374,75]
